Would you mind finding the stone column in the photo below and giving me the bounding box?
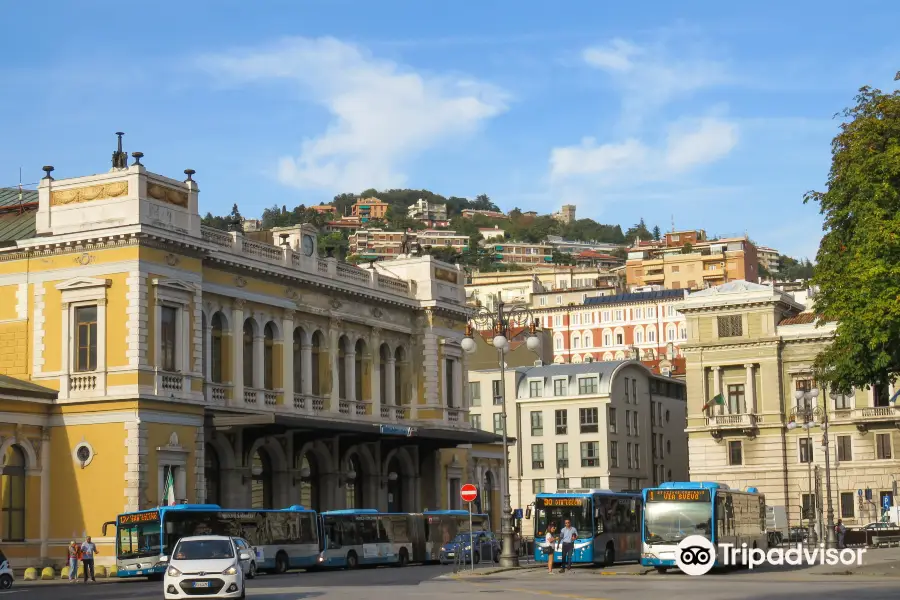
[39,428,50,564]
[744,363,756,414]
[385,358,397,407]
[301,343,313,395]
[370,330,382,417]
[713,366,724,415]
[282,316,295,404]
[253,333,264,389]
[232,301,245,404]
[346,351,357,403]
[328,324,341,412]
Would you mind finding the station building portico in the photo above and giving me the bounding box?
[0,136,503,567]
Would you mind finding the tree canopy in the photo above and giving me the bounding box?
[806,72,900,393]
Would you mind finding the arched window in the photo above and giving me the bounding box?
[204,444,220,505]
[263,323,275,390]
[680,326,687,340]
[379,345,390,403]
[295,453,320,512]
[482,471,494,518]
[394,347,405,405]
[211,313,224,384]
[647,328,656,343]
[243,320,255,386]
[293,328,304,392]
[603,352,613,361]
[338,336,349,400]
[583,333,592,348]
[355,339,366,401]
[603,332,611,347]
[311,332,323,395]
[667,326,676,343]
[202,312,208,381]
[250,448,272,509]
[554,336,563,351]
[1,445,26,541]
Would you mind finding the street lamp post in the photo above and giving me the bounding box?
[787,387,837,547]
[461,293,541,568]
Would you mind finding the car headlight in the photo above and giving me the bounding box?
[167,566,182,577]
[222,564,239,576]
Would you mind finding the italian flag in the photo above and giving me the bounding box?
[703,394,725,413]
[162,468,176,506]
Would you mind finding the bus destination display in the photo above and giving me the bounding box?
[119,510,160,524]
[646,489,710,502]
[537,497,583,507]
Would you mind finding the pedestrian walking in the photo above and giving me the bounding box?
[559,519,578,573]
[835,519,847,549]
[81,536,98,583]
[544,523,558,574]
[67,541,80,582]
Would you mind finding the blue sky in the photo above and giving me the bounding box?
[1,1,898,259]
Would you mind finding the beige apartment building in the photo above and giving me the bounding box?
[466,267,622,309]
[349,228,468,261]
[468,361,688,534]
[677,280,900,533]
[626,230,760,291]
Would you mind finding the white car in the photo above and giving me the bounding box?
[162,535,252,599]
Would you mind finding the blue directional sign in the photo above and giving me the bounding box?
[513,509,523,519]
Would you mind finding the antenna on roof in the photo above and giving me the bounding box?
[671,214,675,233]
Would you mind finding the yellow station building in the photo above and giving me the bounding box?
[0,137,504,568]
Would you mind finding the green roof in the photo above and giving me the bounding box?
[0,188,38,245]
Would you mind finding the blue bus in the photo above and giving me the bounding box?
[320,510,491,568]
[104,504,323,578]
[532,489,642,566]
[641,482,767,573]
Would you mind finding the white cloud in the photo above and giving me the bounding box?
[550,118,738,182]
[664,118,739,172]
[581,36,730,126]
[197,37,508,192]
[550,137,647,179]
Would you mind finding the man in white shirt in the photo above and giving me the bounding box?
[559,519,578,573]
[80,536,98,583]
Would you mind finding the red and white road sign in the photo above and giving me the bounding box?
[460,483,478,503]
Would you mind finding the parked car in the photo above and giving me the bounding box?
[439,531,501,565]
[161,535,251,600]
[788,526,808,543]
[862,521,899,530]
[0,548,13,589]
[232,537,258,579]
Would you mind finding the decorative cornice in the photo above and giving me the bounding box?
[50,181,129,206]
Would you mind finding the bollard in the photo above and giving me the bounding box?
[107,565,118,578]
[41,567,55,580]
[23,568,38,581]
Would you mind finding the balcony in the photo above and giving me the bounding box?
[644,271,665,283]
[832,406,900,432]
[705,413,762,438]
[702,266,724,279]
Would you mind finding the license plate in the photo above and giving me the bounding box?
[193,582,211,588]
[136,571,143,575]
[447,553,455,557]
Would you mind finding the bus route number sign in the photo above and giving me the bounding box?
[646,489,711,502]
[538,498,582,507]
[119,511,160,524]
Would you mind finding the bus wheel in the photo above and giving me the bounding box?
[398,548,409,567]
[346,551,359,569]
[275,551,289,574]
[655,567,668,574]
[603,544,615,567]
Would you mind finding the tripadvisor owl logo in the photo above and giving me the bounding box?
[675,535,867,576]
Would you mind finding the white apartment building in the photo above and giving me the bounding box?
[468,361,688,534]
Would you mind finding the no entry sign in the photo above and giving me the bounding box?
[460,483,478,503]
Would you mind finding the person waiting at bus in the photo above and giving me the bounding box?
[559,519,578,573]
[543,523,559,574]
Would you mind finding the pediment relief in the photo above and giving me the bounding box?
[152,278,198,293]
[55,277,112,291]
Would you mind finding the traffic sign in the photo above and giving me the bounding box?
[883,495,892,509]
[460,483,478,503]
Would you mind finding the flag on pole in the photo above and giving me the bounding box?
[162,467,176,506]
[703,394,725,413]
[890,388,900,405]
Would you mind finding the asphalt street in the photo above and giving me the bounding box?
[9,563,900,600]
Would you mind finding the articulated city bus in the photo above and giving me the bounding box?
[641,481,767,573]
[320,510,491,568]
[532,489,642,566]
[104,504,323,578]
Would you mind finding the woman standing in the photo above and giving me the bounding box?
[544,523,559,574]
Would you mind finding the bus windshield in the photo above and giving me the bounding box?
[534,498,592,538]
[644,501,712,544]
[118,521,163,559]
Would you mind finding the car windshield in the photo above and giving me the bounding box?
[644,501,712,544]
[451,533,481,543]
[173,540,235,561]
